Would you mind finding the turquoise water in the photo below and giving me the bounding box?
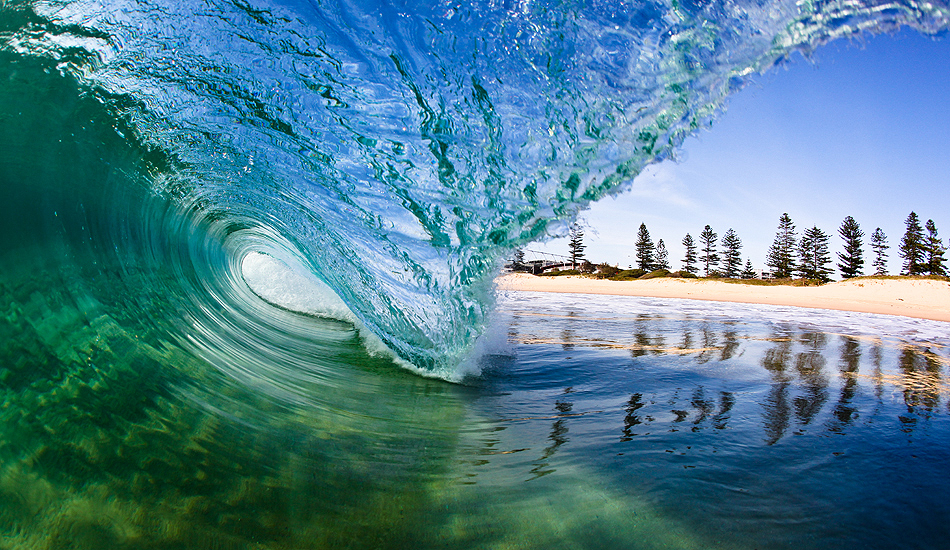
[2,0,950,548]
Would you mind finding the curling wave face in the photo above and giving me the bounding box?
[1,0,949,376]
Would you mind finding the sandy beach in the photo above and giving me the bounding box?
[496,273,950,322]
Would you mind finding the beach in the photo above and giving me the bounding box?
[496,273,950,323]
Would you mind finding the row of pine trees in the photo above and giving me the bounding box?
[626,212,947,282]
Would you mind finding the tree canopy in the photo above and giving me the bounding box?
[924,219,947,276]
[681,233,698,275]
[799,226,833,283]
[837,216,864,279]
[871,227,889,276]
[655,239,670,270]
[568,223,586,268]
[635,223,655,271]
[699,225,719,277]
[899,212,925,275]
[540,209,942,284]
[720,228,742,278]
[741,259,756,279]
[767,213,797,279]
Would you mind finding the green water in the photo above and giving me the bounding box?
[3,268,950,549]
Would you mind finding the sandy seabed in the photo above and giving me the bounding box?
[496,273,950,323]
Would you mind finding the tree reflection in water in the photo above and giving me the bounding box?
[761,327,794,445]
[508,301,949,445]
[898,345,943,428]
[620,393,645,442]
[529,388,574,480]
[793,332,829,427]
[493,295,950,549]
[829,336,862,432]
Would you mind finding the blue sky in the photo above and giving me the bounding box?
[529,28,950,277]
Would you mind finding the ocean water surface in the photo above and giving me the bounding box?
[1,0,950,548]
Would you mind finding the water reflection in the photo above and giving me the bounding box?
[713,392,735,430]
[829,336,861,432]
[561,311,579,352]
[619,387,734,441]
[529,388,574,480]
[620,393,645,441]
[793,332,829,427]
[720,328,741,361]
[631,314,665,357]
[871,343,885,402]
[696,321,718,364]
[508,301,950,445]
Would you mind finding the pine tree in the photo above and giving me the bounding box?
[681,233,698,275]
[635,223,655,271]
[924,219,947,276]
[899,212,926,275]
[512,248,526,271]
[741,259,756,279]
[767,213,797,279]
[568,223,585,269]
[871,227,889,275]
[699,225,719,277]
[720,228,742,278]
[655,239,670,270]
[798,226,832,283]
[836,216,864,279]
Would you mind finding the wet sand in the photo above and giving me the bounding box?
[495,273,950,322]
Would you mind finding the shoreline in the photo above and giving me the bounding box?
[495,273,950,323]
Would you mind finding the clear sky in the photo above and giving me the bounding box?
[528,28,950,278]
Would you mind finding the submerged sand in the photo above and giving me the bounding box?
[496,273,950,323]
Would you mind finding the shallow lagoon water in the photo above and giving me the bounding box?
[2,275,949,549]
[479,291,950,549]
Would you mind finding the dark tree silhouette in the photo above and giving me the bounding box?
[871,227,889,275]
[799,226,833,283]
[655,239,670,270]
[511,248,527,271]
[924,219,947,276]
[720,228,742,278]
[681,233,698,275]
[568,223,586,269]
[635,223,655,271]
[836,216,864,279]
[741,259,756,279]
[767,213,797,279]
[699,225,719,277]
[899,212,926,275]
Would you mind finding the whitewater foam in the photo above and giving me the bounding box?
[241,252,356,322]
